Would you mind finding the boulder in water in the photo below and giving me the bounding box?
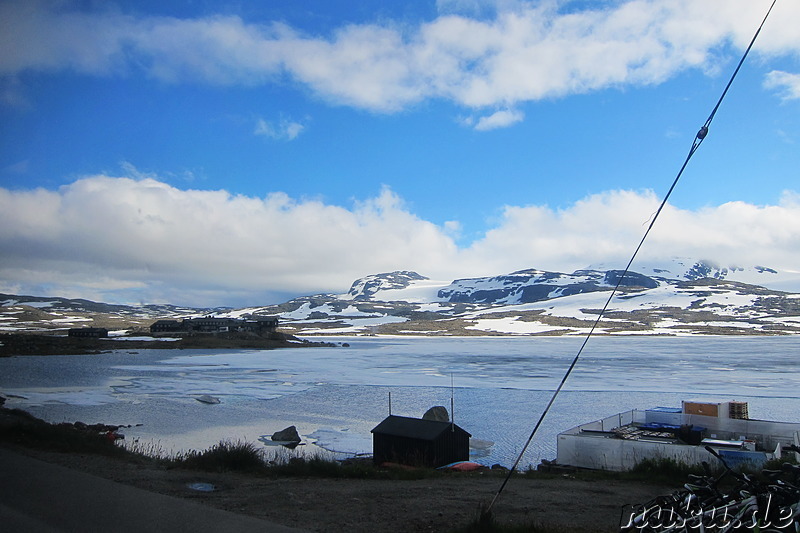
[422,406,449,422]
[271,425,301,443]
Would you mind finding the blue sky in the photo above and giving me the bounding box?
[1,0,799,306]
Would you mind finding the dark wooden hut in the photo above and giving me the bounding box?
[67,327,108,338]
[371,415,471,468]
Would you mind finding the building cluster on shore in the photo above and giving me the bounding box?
[150,316,279,335]
[67,327,109,338]
[555,400,800,472]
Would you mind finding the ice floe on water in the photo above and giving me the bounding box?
[112,374,312,402]
[469,438,495,458]
[104,335,180,342]
[307,427,372,455]
[1,388,118,406]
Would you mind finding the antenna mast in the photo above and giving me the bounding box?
[450,373,455,432]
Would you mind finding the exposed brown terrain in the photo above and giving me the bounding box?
[0,406,672,532]
[6,443,668,532]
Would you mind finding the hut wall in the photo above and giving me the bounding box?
[373,427,469,467]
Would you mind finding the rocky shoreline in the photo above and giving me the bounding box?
[0,332,335,356]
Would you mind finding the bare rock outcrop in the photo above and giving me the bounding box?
[422,406,449,422]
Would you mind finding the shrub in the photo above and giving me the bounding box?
[627,457,707,484]
[176,439,267,473]
[266,451,439,480]
[0,407,127,457]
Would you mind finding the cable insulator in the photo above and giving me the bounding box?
[697,126,708,139]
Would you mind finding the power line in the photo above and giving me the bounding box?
[486,0,778,515]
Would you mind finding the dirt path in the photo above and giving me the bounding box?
[10,447,669,532]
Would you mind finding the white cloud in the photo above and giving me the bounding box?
[473,108,524,130]
[0,177,457,305]
[2,1,798,112]
[459,189,800,277]
[764,70,800,100]
[443,220,462,237]
[436,0,488,16]
[1,177,799,306]
[254,116,305,140]
[435,0,524,19]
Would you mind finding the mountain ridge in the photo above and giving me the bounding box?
[2,260,799,337]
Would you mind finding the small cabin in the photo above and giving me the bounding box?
[371,415,471,468]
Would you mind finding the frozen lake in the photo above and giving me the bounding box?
[1,335,798,467]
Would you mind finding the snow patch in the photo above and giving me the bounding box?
[369,279,450,303]
[466,317,562,335]
[307,427,371,455]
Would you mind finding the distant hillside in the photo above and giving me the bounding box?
[0,293,222,334]
[2,260,799,336]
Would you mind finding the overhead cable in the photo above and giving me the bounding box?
[486,0,778,514]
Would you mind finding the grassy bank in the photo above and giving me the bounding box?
[0,405,706,484]
[0,406,131,456]
[0,406,440,480]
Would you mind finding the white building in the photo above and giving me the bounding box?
[556,401,800,471]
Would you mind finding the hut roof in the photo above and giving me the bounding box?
[371,415,471,441]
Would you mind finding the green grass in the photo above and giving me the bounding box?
[625,456,708,484]
[246,446,442,479]
[172,439,269,473]
[0,407,128,457]
[761,454,799,470]
[127,433,443,479]
[0,407,445,479]
[158,442,447,479]
[506,457,707,487]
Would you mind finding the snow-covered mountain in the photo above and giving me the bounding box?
[336,268,660,305]
[435,268,660,305]
[335,260,792,306]
[263,260,800,336]
[2,260,799,337]
[340,271,431,301]
[589,258,798,290]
